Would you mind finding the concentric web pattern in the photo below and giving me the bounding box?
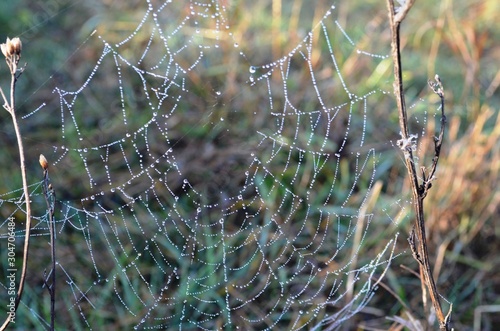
[0,1,408,330]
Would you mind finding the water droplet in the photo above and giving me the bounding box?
[249,66,256,74]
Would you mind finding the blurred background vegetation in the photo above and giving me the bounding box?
[0,0,498,329]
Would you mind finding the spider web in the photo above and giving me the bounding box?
[0,1,415,329]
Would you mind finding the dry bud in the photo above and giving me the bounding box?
[11,37,22,56]
[6,38,15,56]
[0,43,7,58]
[39,154,49,171]
[1,37,22,61]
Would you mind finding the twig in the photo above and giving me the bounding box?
[0,37,32,331]
[422,76,446,197]
[385,2,452,330]
[40,154,56,330]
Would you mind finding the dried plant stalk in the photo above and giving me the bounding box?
[385,1,453,330]
[0,37,32,331]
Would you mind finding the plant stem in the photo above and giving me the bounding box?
[386,1,452,330]
[42,168,56,331]
[0,62,32,331]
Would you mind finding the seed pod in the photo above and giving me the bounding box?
[6,38,15,57]
[11,37,21,56]
[39,154,49,171]
[0,43,7,58]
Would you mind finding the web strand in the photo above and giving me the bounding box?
[0,1,419,329]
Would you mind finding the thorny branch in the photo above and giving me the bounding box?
[386,1,453,330]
